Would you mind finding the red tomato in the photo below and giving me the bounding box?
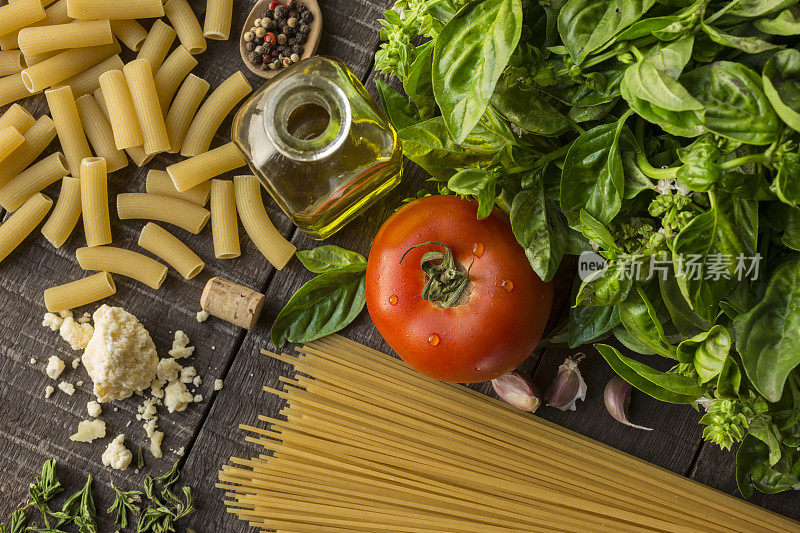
[366,195,553,383]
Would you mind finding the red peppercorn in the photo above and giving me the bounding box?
[264,32,276,45]
[269,0,280,9]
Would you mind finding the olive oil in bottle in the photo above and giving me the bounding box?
[231,56,402,240]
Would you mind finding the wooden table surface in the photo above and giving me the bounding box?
[0,1,798,530]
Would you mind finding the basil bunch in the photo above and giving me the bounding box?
[376,0,800,496]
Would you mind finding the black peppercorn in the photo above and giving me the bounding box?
[274,5,287,18]
[260,61,271,71]
[295,33,306,45]
[288,10,298,19]
[301,10,313,23]
[248,51,262,65]
[271,49,280,58]
[277,33,287,45]
[254,36,264,45]
[298,24,310,34]
[288,37,296,46]
[291,44,302,55]
[245,41,256,52]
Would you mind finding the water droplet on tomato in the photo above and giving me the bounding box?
[501,279,514,292]
[472,242,485,258]
[428,333,440,346]
[388,294,398,306]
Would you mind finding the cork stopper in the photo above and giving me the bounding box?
[200,277,265,330]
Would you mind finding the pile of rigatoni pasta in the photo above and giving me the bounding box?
[0,0,297,314]
[219,335,800,533]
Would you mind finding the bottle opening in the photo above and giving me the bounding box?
[263,74,351,162]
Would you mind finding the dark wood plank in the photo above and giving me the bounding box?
[0,0,392,527]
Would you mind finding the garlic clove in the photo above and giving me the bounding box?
[604,376,653,431]
[491,372,541,412]
[544,354,587,411]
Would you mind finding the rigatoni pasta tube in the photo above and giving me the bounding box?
[234,175,295,270]
[45,86,92,178]
[165,0,205,54]
[21,50,58,67]
[41,176,81,247]
[154,45,196,114]
[0,0,45,43]
[0,116,56,187]
[0,152,68,211]
[0,74,36,108]
[18,20,113,57]
[167,141,245,192]
[75,94,127,173]
[21,41,121,93]
[0,0,72,52]
[98,69,142,149]
[66,0,164,19]
[165,73,208,154]
[181,71,251,156]
[138,222,204,279]
[0,104,35,134]
[44,271,115,312]
[76,246,168,289]
[110,19,147,51]
[117,193,210,234]
[60,54,124,97]
[211,179,239,259]
[204,0,233,40]
[80,157,111,247]
[136,20,176,72]
[123,59,170,155]
[146,169,210,206]
[0,193,52,264]
[0,51,24,77]
[93,87,152,167]
[0,127,24,163]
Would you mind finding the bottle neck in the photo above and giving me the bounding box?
[262,74,352,162]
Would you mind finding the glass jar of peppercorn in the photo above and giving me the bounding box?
[243,0,316,72]
[231,57,403,240]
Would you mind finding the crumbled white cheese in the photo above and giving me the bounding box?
[179,366,197,384]
[213,379,223,391]
[137,398,158,421]
[163,381,192,413]
[42,312,63,331]
[70,419,106,442]
[72,357,81,369]
[193,394,203,403]
[45,356,65,380]
[58,310,73,319]
[102,434,132,470]
[150,378,166,399]
[196,310,209,322]
[192,375,202,387]
[29,358,36,365]
[44,385,54,399]
[60,317,94,350]
[156,358,182,383]
[86,401,101,418]
[58,382,75,396]
[78,312,91,324]
[149,430,164,458]
[169,330,194,359]
[83,305,158,402]
[76,380,83,387]
[175,446,184,456]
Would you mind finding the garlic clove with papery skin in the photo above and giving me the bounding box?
[544,354,587,411]
[604,376,653,431]
[491,372,541,412]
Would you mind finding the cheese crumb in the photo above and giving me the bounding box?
[44,385,54,399]
[150,378,166,399]
[163,381,193,412]
[29,358,36,365]
[179,366,197,384]
[87,401,101,418]
[102,434,132,470]
[76,380,83,387]
[78,312,91,324]
[42,313,64,331]
[193,394,202,403]
[214,379,223,391]
[169,330,194,359]
[149,430,164,458]
[72,357,81,369]
[45,356,65,380]
[83,305,158,402]
[137,398,158,421]
[59,317,94,350]
[156,358,182,383]
[58,310,73,318]
[58,382,75,396]
[196,310,209,322]
[192,375,202,387]
[175,446,184,456]
[70,419,106,442]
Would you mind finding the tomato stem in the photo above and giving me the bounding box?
[399,241,473,308]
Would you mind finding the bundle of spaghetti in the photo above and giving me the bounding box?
[219,335,800,533]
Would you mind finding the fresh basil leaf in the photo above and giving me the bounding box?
[560,118,637,226]
[748,415,784,466]
[579,209,620,253]
[763,48,800,133]
[659,267,712,338]
[754,6,800,35]
[672,205,746,322]
[575,261,633,306]
[614,325,656,355]
[772,151,800,208]
[595,344,702,403]
[558,0,656,64]
[717,356,743,399]
[643,34,694,80]
[448,168,497,219]
[491,78,570,136]
[619,287,678,358]
[676,325,731,383]
[403,41,435,119]
[432,0,523,144]
[621,151,654,199]
[270,264,367,348]
[295,245,366,274]
[568,304,620,348]
[727,0,796,18]
[510,182,567,282]
[375,78,419,131]
[676,135,722,192]
[701,24,782,54]
[734,260,800,402]
[736,434,800,497]
[784,208,800,250]
[682,61,782,145]
[718,192,760,255]
[616,15,681,40]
